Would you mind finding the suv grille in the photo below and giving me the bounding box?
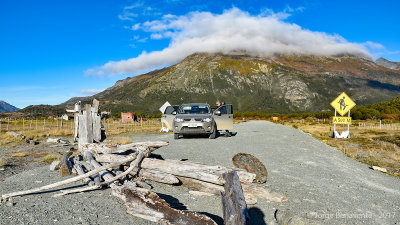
[183,118,203,122]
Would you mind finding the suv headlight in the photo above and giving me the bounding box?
[202,118,212,122]
[174,118,184,122]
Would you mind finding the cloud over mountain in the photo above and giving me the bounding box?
[87,7,376,77]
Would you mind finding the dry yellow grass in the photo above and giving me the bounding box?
[41,153,61,164]
[280,120,400,178]
[0,157,8,168]
[0,128,73,147]
[107,136,132,145]
[10,151,29,157]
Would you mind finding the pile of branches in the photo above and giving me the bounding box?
[1,141,286,224]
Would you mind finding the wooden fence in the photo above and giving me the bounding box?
[0,118,162,133]
[289,118,400,130]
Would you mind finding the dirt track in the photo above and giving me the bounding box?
[1,120,399,224]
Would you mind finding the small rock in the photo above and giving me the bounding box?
[5,198,14,207]
[47,137,61,143]
[35,180,43,184]
[49,160,61,171]
[59,139,69,144]
[6,201,15,207]
[27,139,39,145]
[371,166,387,173]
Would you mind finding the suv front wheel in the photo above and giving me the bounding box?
[209,125,217,139]
[174,133,180,139]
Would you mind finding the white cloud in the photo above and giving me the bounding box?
[118,3,143,21]
[80,89,104,95]
[150,33,163,39]
[89,7,375,77]
[363,41,384,50]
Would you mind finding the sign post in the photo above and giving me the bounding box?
[330,92,356,139]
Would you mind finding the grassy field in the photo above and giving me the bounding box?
[0,118,163,147]
[276,120,400,178]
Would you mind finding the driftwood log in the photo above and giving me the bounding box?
[95,156,255,185]
[220,171,249,225]
[80,141,169,154]
[1,155,137,199]
[178,176,259,205]
[138,169,180,185]
[112,182,217,225]
[59,151,73,177]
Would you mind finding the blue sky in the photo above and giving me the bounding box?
[1,0,399,109]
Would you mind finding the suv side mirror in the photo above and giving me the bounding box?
[172,111,177,115]
[214,110,221,116]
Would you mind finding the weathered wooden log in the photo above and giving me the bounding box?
[220,171,248,225]
[81,141,169,154]
[79,161,100,185]
[91,99,101,142]
[95,156,255,185]
[74,112,79,142]
[141,158,255,185]
[59,152,73,177]
[178,176,223,195]
[84,151,118,186]
[138,169,180,185]
[74,162,94,186]
[85,104,93,143]
[112,182,217,225]
[1,155,137,199]
[178,176,257,205]
[53,152,145,197]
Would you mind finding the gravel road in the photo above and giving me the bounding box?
[1,120,399,224]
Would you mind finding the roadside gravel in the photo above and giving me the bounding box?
[1,120,399,224]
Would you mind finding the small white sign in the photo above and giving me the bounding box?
[159,101,171,114]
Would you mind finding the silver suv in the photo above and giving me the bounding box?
[172,103,233,139]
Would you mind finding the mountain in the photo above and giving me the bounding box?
[0,100,19,113]
[376,57,400,70]
[21,53,400,115]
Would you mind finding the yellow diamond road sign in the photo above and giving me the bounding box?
[330,92,356,116]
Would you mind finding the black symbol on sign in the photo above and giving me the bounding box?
[338,96,348,111]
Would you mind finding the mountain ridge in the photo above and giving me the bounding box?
[18,53,400,116]
[0,100,19,113]
[376,57,400,70]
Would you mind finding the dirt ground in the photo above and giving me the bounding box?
[1,121,400,224]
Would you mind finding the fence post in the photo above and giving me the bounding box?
[23,118,25,130]
[7,118,9,131]
[43,119,45,130]
[61,119,63,129]
[36,118,38,130]
[141,117,143,127]
[380,120,382,129]
[14,118,16,130]
[30,119,32,129]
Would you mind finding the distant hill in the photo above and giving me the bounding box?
[376,58,400,70]
[0,100,19,113]
[20,53,400,116]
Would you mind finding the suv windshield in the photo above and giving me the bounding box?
[178,104,210,114]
